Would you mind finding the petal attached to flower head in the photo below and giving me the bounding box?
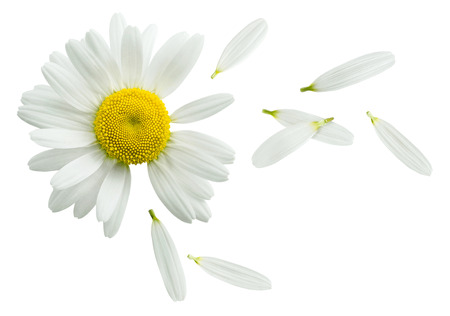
[252,119,333,168]
[300,51,395,92]
[264,109,354,146]
[367,111,432,176]
[109,13,127,65]
[150,210,186,301]
[188,255,271,290]
[30,128,96,149]
[121,26,144,88]
[170,93,234,124]
[212,18,268,79]
[141,24,158,67]
[28,147,95,172]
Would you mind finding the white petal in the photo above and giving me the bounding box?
[17,107,91,131]
[30,128,96,148]
[103,166,131,237]
[28,146,96,171]
[154,34,204,99]
[121,26,143,88]
[48,187,79,212]
[65,39,112,96]
[147,158,195,223]
[170,93,234,124]
[212,18,268,78]
[41,62,98,113]
[50,149,105,190]
[188,255,271,290]
[96,162,129,222]
[265,109,354,146]
[367,111,432,176]
[109,13,127,66]
[142,32,189,91]
[21,85,72,110]
[164,143,229,182]
[301,51,395,92]
[170,131,235,164]
[150,210,186,301]
[142,24,157,67]
[190,199,212,222]
[252,122,318,168]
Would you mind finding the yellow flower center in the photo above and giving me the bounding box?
[94,88,170,165]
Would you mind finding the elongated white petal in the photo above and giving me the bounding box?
[264,109,354,146]
[142,32,189,91]
[109,13,127,66]
[50,149,105,190]
[301,52,395,92]
[190,199,212,222]
[252,121,319,168]
[212,18,268,78]
[154,34,204,98]
[150,210,186,301]
[30,128,96,148]
[170,94,234,123]
[142,24,157,67]
[147,158,195,223]
[96,162,129,222]
[121,26,143,88]
[367,111,432,175]
[28,147,96,171]
[188,255,271,290]
[17,107,90,131]
[103,166,131,237]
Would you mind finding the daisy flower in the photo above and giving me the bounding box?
[18,14,235,237]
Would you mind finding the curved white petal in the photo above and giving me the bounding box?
[142,24,157,67]
[190,199,212,222]
[103,166,131,237]
[154,34,204,99]
[147,158,195,223]
[164,143,229,182]
[28,147,96,171]
[188,255,271,290]
[150,210,186,301]
[96,162,129,222]
[252,122,318,168]
[142,32,189,91]
[17,107,91,131]
[30,128,96,149]
[212,18,268,78]
[265,109,354,146]
[170,93,234,124]
[121,26,143,88]
[50,149,105,190]
[170,131,235,164]
[367,111,432,176]
[301,51,395,92]
[41,62,98,113]
[109,13,127,66]
[21,85,73,109]
[65,39,112,97]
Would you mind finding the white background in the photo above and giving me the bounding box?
[1,0,449,315]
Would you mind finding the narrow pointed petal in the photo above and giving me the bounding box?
[367,111,432,175]
[150,210,186,301]
[188,255,271,290]
[50,149,105,190]
[142,24,157,67]
[154,34,204,98]
[103,167,131,237]
[30,128,96,149]
[170,94,234,124]
[109,13,127,65]
[264,109,354,146]
[121,26,143,88]
[96,162,129,222]
[301,52,395,92]
[142,32,189,91]
[212,18,268,78]
[252,122,318,168]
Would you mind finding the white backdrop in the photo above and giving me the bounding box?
[1,0,449,315]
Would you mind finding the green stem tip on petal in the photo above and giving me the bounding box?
[262,109,278,117]
[187,254,201,264]
[211,70,220,79]
[366,111,378,125]
[149,209,158,221]
[300,83,316,92]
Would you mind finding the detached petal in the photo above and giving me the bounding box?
[301,51,395,92]
[212,18,268,78]
[188,255,271,290]
[252,119,333,168]
[367,111,432,176]
[264,109,354,146]
[170,93,234,124]
[150,210,186,301]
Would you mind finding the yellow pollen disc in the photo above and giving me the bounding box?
[94,88,171,165]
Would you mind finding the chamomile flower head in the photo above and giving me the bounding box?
[19,14,235,237]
